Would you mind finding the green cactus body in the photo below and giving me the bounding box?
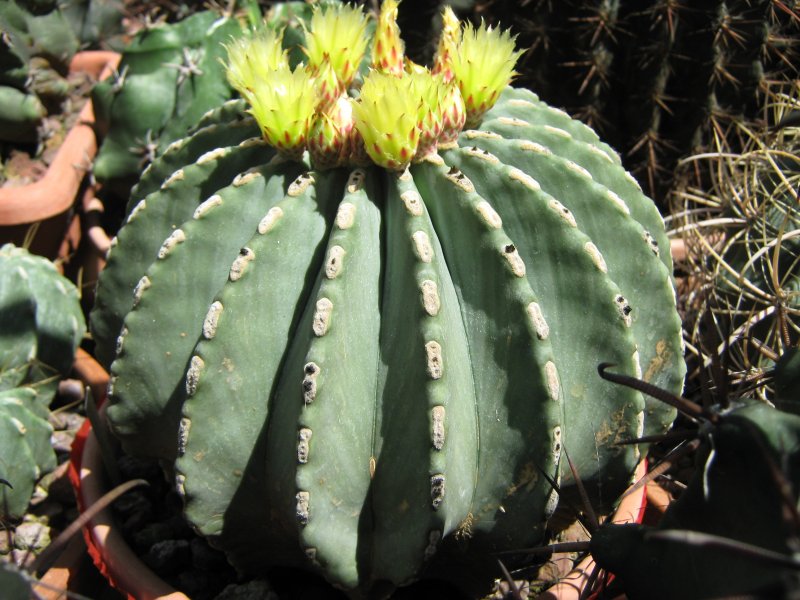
[0,245,83,520]
[0,85,46,141]
[92,94,683,595]
[59,0,125,47]
[91,10,243,186]
[0,387,56,520]
[0,1,84,141]
[90,7,684,596]
[0,244,85,401]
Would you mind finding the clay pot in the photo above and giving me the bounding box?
[0,51,119,261]
[69,349,187,600]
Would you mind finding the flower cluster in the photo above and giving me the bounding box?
[225,2,521,171]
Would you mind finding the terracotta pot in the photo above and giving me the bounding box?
[69,350,187,600]
[69,413,189,600]
[0,51,119,260]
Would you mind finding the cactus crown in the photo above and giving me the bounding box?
[224,2,520,170]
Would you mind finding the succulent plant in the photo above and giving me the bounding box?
[0,561,32,600]
[90,3,684,596]
[0,0,80,141]
[59,0,125,47]
[90,9,244,189]
[0,244,85,520]
[672,80,800,401]
[0,0,124,143]
[0,386,56,521]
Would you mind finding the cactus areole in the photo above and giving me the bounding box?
[91,3,685,597]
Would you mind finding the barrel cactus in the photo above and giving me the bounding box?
[90,3,684,595]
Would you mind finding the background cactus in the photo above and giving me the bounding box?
[0,0,79,141]
[90,9,243,192]
[476,0,800,205]
[0,243,85,520]
[0,0,125,142]
[90,4,684,596]
[671,80,799,402]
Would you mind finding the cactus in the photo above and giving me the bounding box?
[0,561,32,600]
[90,10,244,189]
[0,244,86,400]
[0,0,80,141]
[0,387,56,521]
[0,0,124,142]
[90,4,684,596]
[672,80,800,401]
[0,244,85,520]
[587,350,800,599]
[59,0,125,47]
[479,0,800,204]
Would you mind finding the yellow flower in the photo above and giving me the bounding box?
[303,4,369,89]
[313,55,345,113]
[407,70,447,159]
[244,64,317,159]
[438,81,466,145]
[450,21,523,127]
[224,28,287,95]
[353,71,421,170]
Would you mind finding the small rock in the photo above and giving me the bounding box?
[143,539,191,573]
[493,578,531,599]
[11,548,36,569]
[49,411,84,432]
[51,430,76,453]
[0,532,11,555]
[13,519,50,553]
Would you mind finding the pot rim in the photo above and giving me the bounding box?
[0,51,120,226]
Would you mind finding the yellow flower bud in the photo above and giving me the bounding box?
[224,28,288,95]
[353,71,421,170]
[244,64,317,160]
[308,95,354,170]
[303,4,369,90]
[372,0,405,76]
[432,6,460,83]
[451,21,523,127]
